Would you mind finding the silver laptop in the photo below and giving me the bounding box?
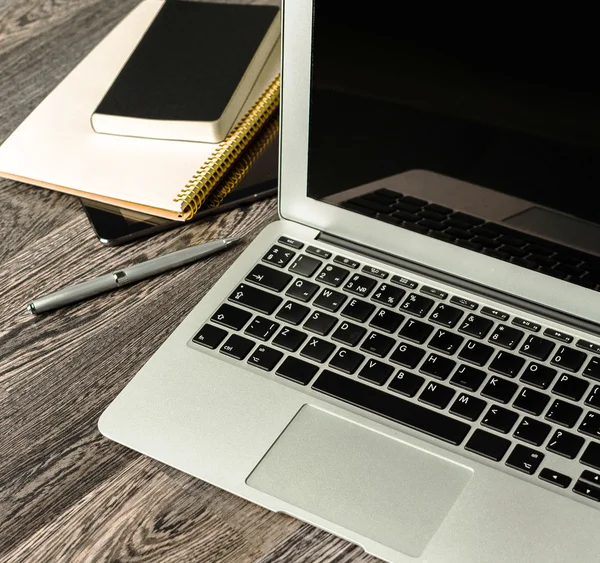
[99,3,600,562]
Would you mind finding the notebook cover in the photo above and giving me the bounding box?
[93,0,279,138]
[0,0,280,221]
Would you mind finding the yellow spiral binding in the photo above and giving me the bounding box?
[204,115,279,209]
[174,74,281,220]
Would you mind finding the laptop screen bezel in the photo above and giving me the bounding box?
[278,0,600,326]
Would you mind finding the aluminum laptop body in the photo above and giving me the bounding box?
[100,2,600,561]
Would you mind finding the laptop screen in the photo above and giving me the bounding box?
[306,4,600,293]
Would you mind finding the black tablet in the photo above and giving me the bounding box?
[81,135,278,245]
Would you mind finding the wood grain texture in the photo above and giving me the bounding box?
[0,0,381,561]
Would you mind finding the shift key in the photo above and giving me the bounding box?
[229,284,282,315]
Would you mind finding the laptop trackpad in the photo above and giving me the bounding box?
[246,405,472,557]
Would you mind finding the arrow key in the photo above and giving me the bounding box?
[539,468,571,488]
[573,479,600,502]
[506,443,544,474]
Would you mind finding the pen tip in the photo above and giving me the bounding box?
[26,303,36,314]
[224,237,240,246]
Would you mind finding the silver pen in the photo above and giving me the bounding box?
[27,237,239,314]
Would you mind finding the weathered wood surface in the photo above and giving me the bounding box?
[0,1,380,561]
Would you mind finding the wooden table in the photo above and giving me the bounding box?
[0,1,378,561]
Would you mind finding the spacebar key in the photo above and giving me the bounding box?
[313,370,469,445]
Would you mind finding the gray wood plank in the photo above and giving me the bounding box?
[0,0,375,561]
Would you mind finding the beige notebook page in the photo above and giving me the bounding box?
[0,0,280,220]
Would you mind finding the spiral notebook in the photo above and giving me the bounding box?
[0,0,280,221]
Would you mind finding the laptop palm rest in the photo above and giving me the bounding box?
[246,405,472,557]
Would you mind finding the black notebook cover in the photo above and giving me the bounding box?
[93,0,279,136]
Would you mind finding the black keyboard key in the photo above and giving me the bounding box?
[276,301,310,325]
[545,399,583,428]
[263,245,295,267]
[285,278,319,302]
[247,345,283,371]
[246,264,292,292]
[398,319,434,344]
[513,387,550,416]
[304,311,338,336]
[276,357,319,385]
[358,359,394,386]
[244,316,280,341]
[458,340,494,366]
[344,273,378,297]
[313,288,347,312]
[316,264,350,287]
[388,369,425,396]
[429,304,463,328]
[278,236,303,249]
[489,324,524,350]
[301,336,336,363]
[211,303,252,330]
[539,468,571,488]
[371,283,406,307]
[580,470,600,487]
[289,254,322,277]
[369,308,405,333]
[229,284,282,315]
[585,385,600,410]
[578,340,600,354]
[489,351,525,378]
[193,324,227,349]
[551,345,587,372]
[428,329,464,355]
[390,342,426,368]
[552,373,588,401]
[543,328,574,344]
[449,394,487,421]
[458,314,494,339]
[581,442,600,471]
[465,429,510,461]
[400,293,434,317]
[573,480,600,502]
[450,296,478,311]
[512,318,541,332]
[306,245,331,259]
[272,326,308,352]
[391,274,418,289]
[481,306,510,321]
[450,364,487,392]
[333,255,360,269]
[546,429,584,459]
[421,286,448,300]
[481,376,518,404]
[360,331,396,358]
[420,353,456,380]
[362,265,388,279]
[481,405,519,433]
[329,348,365,374]
[506,444,544,475]
[328,321,365,347]
[219,334,255,360]
[313,370,470,445]
[419,381,455,409]
[341,297,376,322]
[520,362,557,390]
[514,417,551,446]
[584,357,600,381]
[579,411,600,440]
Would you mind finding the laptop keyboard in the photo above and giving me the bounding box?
[192,235,600,507]
[340,188,600,293]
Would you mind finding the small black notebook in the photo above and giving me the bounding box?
[92,0,280,143]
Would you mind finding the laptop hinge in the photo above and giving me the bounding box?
[317,231,600,338]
